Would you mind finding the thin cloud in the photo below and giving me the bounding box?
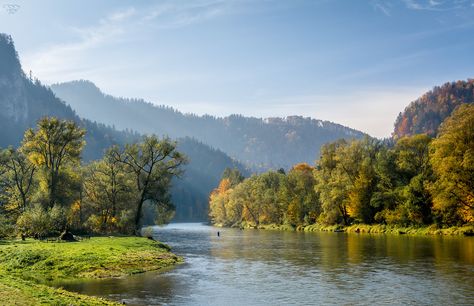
[401,0,473,11]
[371,0,392,16]
[22,2,234,83]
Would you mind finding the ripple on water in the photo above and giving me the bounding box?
[59,223,474,305]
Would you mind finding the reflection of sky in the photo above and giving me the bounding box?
[2,0,474,137]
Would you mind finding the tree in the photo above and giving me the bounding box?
[0,147,36,213]
[113,136,186,234]
[221,168,245,186]
[315,138,380,225]
[373,135,433,226]
[209,178,232,225]
[430,104,474,224]
[285,163,319,225]
[394,134,433,225]
[315,140,351,225]
[21,117,85,208]
[83,146,134,233]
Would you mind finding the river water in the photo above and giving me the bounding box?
[60,223,474,305]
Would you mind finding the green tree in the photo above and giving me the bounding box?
[113,136,186,234]
[315,140,350,225]
[374,135,432,225]
[315,138,380,225]
[430,104,474,224]
[21,117,85,208]
[0,147,36,213]
[83,146,134,233]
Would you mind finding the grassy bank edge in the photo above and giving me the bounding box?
[0,236,182,305]
[215,222,474,236]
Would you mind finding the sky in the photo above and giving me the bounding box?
[1,0,474,138]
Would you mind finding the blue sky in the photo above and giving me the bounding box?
[1,0,473,137]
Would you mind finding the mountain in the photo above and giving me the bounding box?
[0,33,247,221]
[393,80,474,138]
[51,80,365,169]
[0,34,137,160]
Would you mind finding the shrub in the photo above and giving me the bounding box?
[16,204,66,237]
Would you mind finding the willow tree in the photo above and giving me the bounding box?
[21,117,85,208]
[113,136,186,234]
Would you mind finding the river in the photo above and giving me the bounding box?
[60,223,474,305]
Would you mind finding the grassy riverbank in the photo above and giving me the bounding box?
[226,222,474,236]
[0,237,182,305]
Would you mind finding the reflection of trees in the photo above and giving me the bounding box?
[210,229,474,288]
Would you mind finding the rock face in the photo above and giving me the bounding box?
[0,73,29,123]
[0,34,28,123]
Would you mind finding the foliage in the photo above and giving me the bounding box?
[22,117,85,208]
[0,118,186,237]
[430,104,474,224]
[82,147,135,233]
[16,204,67,237]
[110,135,187,234]
[210,106,473,228]
[0,147,36,214]
[393,79,474,138]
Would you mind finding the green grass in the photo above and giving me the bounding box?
[0,237,182,305]
[232,222,474,236]
[0,272,117,305]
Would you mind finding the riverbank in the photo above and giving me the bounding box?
[0,237,182,305]
[220,222,474,236]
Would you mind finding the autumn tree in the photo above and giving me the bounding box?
[430,104,474,224]
[285,163,319,225]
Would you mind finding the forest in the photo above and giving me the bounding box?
[0,117,186,238]
[209,104,474,229]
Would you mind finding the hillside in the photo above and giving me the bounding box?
[0,33,246,221]
[0,35,137,160]
[51,80,365,169]
[393,79,474,138]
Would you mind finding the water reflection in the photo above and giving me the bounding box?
[59,223,474,305]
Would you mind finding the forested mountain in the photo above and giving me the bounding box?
[0,33,246,221]
[51,80,365,169]
[393,80,474,138]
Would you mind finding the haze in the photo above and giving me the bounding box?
[1,0,474,137]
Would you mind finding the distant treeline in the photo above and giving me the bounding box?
[0,117,185,238]
[209,104,474,228]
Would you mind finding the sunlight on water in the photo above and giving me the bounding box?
[60,223,474,305]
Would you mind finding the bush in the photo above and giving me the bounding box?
[16,204,67,237]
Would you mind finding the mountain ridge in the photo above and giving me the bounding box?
[51,79,366,170]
